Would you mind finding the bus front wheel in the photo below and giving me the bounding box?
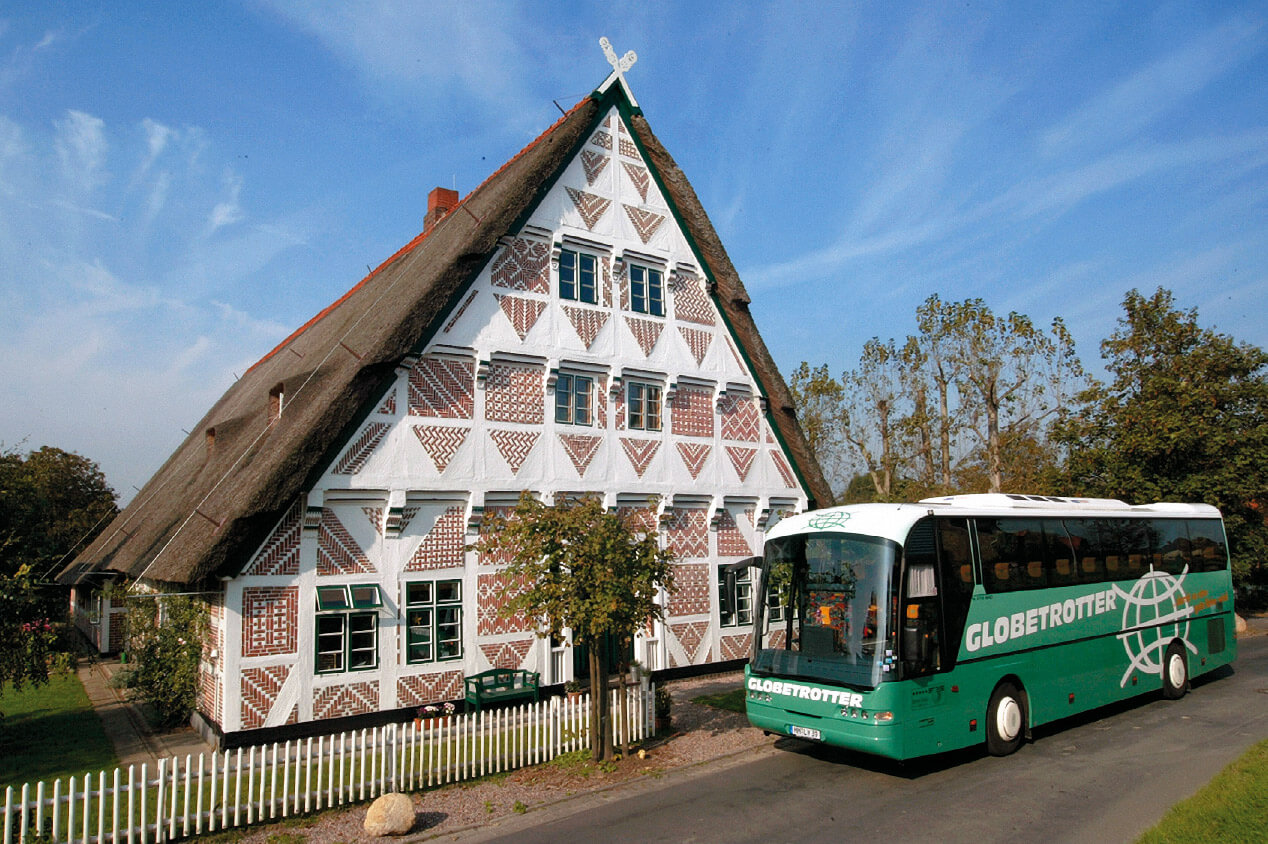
[986,681,1026,756]
[1162,641,1189,700]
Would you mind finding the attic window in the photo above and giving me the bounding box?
[269,383,285,423]
[349,584,383,609]
[316,585,352,611]
[205,427,215,456]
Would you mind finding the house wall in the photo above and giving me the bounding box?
[211,107,807,736]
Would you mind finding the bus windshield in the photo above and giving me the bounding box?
[753,532,901,689]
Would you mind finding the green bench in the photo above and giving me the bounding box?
[464,668,541,712]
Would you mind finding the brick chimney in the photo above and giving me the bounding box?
[423,187,459,233]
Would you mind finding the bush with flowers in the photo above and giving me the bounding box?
[416,701,456,720]
[118,591,206,728]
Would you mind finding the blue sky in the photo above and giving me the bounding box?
[2,1,1266,502]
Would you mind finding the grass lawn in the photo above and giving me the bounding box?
[691,688,745,713]
[1136,737,1268,844]
[0,670,119,787]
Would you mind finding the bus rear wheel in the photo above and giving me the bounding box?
[1162,641,1189,700]
[986,681,1026,756]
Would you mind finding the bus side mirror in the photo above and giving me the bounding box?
[721,568,737,618]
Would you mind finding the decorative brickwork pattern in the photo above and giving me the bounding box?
[408,357,475,419]
[670,621,709,666]
[240,665,290,730]
[716,510,753,557]
[676,442,711,479]
[621,161,650,202]
[563,305,609,349]
[494,294,548,341]
[396,506,421,534]
[601,256,613,307]
[199,592,224,724]
[619,438,660,477]
[671,387,714,438]
[617,261,630,310]
[580,149,609,185]
[406,506,466,571]
[484,362,544,423]
[614,386,625,430]
[361,506,384,535]
[477,572,533,635]
[623,316,663,356]
[671,272,715,326]
[443,290,479,334]
[726,446,757,482]
[590,130,612,150]
[596,384,608,427]
[332,422,389,474]
[412,424,470,473]
[241,586,298,657]
[668,564,710,617]
[566,187,611,230]
[720,633,753,662]
[768,629,787,650]
[488,430,540,475]
[666,509,709,559]
[559,433,603,478]
[616,505,657,536]
[770,450,798,488]
[243,499,301,576]
[377,390,396,416]
[678,326,711,366]
[313,681,379,720]
[623,204,664,244]
[725,336,746,368]
[618,136,641,159]
[490,237,550,293]
[317,509,374,575]
[479,505,517,566]
[479,639,534,670]
[720,394,761,442]
[397,671,463,708]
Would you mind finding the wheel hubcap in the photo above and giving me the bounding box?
[1169,653,1185,688]
[997,697,1022,741]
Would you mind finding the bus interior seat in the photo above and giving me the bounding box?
[1055,558,1072,576]
[960,564,973,584]
[1027,561,1043,579]
[1106,555,1121,573]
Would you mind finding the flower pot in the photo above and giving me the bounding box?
[655,715,671,733]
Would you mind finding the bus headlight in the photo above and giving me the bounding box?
[873,710,894,722]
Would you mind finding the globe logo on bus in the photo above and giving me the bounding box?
[807,511,851,531]
[1113,567,1193,688]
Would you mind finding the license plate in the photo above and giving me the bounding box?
[790,725,821,741]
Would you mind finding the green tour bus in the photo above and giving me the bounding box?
[742,494,1237,759]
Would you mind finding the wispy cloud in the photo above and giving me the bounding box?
[54,109,108,191]
[206,168,243,235]
[1040,15,1265,157]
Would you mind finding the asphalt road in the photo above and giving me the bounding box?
[443,635,1268,844]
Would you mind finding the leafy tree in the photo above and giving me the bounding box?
[120,592,206,727]
[788,362,849,493]
[841,338,909,500]
[1056,288,1268,597]
[0,445,118,581]
[477,494,674,761]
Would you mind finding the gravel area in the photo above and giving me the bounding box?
[212,672,764,843]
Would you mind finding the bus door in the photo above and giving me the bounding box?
[901,518,974,678]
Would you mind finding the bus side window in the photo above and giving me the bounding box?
[1153,520,1191,576]
[937,518,973,670]
[1187,519,1228,573]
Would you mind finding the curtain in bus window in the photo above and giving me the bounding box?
[1187,519,1228,572]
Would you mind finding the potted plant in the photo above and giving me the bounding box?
[565,679,584,700]
[415,701,456,728]
[654,686,672,733]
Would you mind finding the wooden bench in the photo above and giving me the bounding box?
[464,669,540,712]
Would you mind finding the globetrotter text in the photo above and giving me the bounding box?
[747,677,865,708]
[966,588,1120,652]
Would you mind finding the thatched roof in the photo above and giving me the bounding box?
[64,83,831,588]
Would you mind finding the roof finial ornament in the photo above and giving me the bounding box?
[597,37,639,107]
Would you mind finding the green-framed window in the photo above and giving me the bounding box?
[627,382,662,431]
[629,265,664,316]
[316,584,381,673]
[559,249,598,304]
[555,373,593,426]
[405,580,463,664]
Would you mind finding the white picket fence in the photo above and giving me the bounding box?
[3,684,653,844]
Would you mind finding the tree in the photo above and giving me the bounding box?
[0,565,62,693]
[788,362,850,493]
[0,445,118,581]
[841,338,909,500]
[477,494,675,761]
[1055,288,1268,597]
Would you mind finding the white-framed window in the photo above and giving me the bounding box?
[555,373,593,425]
[627,382,662,431]
[719,568,752,627]
[315,585,381,674]
[405,580,463,664]
[559,249,598,304]
[628,264,664,316]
